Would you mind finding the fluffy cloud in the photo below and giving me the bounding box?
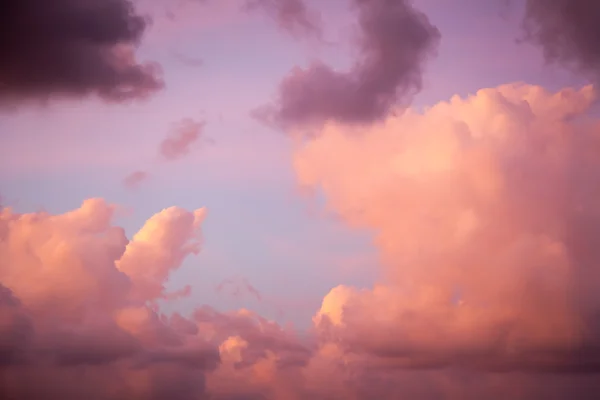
[0,199,219,398]
[297,82,600,377]
[6,82,600,397]
[0,0,163,106]
[0,199,315,400]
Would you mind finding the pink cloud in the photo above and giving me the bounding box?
[0,199,312,399]
[116,205,207,302]
[2,165,600,398]
[296,82,600,373]
[159,119,207,161]
[0,199,217,398]
[123,170,150,189]
[117,118,209,188]
[7,0,600,397]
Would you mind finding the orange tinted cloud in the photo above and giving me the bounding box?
[0,199,217,398]
[2,181,600,397]
[0,199,315,399]
[296,83,600,373]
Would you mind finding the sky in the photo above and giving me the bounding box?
[2,0,600,399]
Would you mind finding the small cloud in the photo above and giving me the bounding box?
[159,119,207,161]
[216,277,262,302]
[123,170,150,189]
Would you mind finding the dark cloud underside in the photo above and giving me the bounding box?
[258,0,440,129]
[0,0,163,105]
[523,0,600,79]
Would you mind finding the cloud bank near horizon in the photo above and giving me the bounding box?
[4,83,600,399]
[4,0,600,398]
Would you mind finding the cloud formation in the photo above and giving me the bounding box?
[160,119,207,161]
[256,0,440,129]
[0,200,311,399]
[5,87,600,397]
[123,170,150,189]
[243,0,322,37]
[217,277,262,301]
[522,0,600,79]
[119,119,210,190]
[0,0,163,106]
[296,83,600,377]
[0,199,218,398]
[6,1,600,398]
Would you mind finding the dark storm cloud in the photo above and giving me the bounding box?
[522,0,600,79]
[0,0,163,105]
[255,0,440,129]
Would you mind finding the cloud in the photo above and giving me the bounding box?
[0,199,317,399]
[243,0,322,38]
[0,199,219,399]
[159,119,207,161]
[0,198,330,400]
[2,187,600,397]
[116,205,207,302]
[295,82,600,376]
[123,170,150,189]
[217,277,262,301]
[522,0,600,80]
[255,0,440,129]
[120,119,209,190]
[0,0,163,106]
